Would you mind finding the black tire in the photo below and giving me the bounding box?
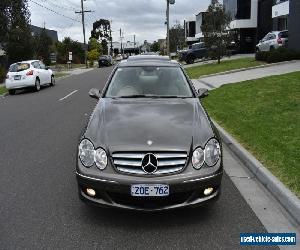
[8,89,16,95]
[35,78,41,92]
[270,46,274,51]
[50,75,55,86]
[186,56,195,64]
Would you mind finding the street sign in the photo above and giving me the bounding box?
[69,52,73,61]
[50,53,56,64]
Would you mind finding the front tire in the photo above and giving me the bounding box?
[186,56,195,64]
[8,89,16,95]
[35,78,41,92]
[50,75,55,86]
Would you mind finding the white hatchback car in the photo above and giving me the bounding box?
[5,60,55,95]
[256,30,288,52]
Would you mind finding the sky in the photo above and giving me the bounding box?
[28,0,211,44]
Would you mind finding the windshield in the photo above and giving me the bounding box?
[105,66,194,98]
[9,63,30,72]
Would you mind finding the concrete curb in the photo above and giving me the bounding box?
[197,60,300,79]
[213,120,300,226]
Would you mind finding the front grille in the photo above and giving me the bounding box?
[112,152,188,175]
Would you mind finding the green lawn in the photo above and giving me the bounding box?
[0,86,7,95]
[186,58,265,79]
[203,72,300,197]
[54,72,70,78]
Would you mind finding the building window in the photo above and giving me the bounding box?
[224,0,251,20]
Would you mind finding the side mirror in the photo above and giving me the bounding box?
[45,66,49,70]
[197,88,209,98]
[89,88,101,99]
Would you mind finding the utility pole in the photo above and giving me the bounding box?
[166,0,175,57]
[133,34,136,54]
[166,0,170,56]
[75,0,92,68]
[120,28,124,55]
[109,20,113,56]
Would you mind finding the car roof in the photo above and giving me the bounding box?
[9,60,39,66]
[127,55,170,62]
[118,59,180,67]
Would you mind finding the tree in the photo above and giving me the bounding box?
[0,0,9,48]
[87,38,102,65]
[5,0,34,64]
[201,0,231,64]
[91,19,111,55]
[55,37,85,64]
[169,23,185,53]
[34,28,52,65]
[151,41,160,52]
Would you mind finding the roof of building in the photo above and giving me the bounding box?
[30,25,58,42]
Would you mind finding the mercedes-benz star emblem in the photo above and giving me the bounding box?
[147,140,153,146]
[141,153,158,174]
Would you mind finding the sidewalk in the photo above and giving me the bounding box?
[183,53,254,69]
[192,60,300,90]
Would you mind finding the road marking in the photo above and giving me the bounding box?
[59,90,78,101]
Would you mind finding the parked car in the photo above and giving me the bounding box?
[256,30,288,52]
[98,55,113,67]
[115,54,123,61]
[76,58,223,211]
[5,60,55,95]
[178,42,208,64]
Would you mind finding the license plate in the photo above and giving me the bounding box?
[14,75,21,80]
[131,184,169,197]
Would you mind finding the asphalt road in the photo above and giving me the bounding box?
[0,68,277,250]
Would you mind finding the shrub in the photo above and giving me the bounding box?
[255,47,300,63]
[0,65,7,83]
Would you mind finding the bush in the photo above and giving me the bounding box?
[0,66,7,83]
[255,47,300,63]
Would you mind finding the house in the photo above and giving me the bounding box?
[184,16,198,45]
[195,11,208,42]
[30,25,58,43]
[224,0,300,53]
[273,0,300,51]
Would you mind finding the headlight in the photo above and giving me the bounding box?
[192,148,205,169]
[94,148,107,170]
[78,139,108,170]
[204,138,221,167]
[78,139,95,167]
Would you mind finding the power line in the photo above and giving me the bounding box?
[29,0,80,22]
[42,0,77,12]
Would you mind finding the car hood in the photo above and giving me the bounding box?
[85,98,214,153]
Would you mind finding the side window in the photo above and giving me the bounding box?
[39,61,46,69]
[268,34,276,40]
[32,62,40,69]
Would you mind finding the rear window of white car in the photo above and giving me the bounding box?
[9,63,30,72]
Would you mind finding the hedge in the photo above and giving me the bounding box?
[0,66,6,83]
[255,47,300,63]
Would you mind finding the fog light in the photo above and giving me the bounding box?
[86,188,96,197]
[204,187,214,196]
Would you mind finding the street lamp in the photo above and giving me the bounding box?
[166,0,175,57]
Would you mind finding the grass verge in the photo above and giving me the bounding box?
[203,72,300,197]
[0,86,7,95]
[186,58,265,79]
[54,72,70,78]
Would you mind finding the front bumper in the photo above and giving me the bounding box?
[76,171,223,211]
